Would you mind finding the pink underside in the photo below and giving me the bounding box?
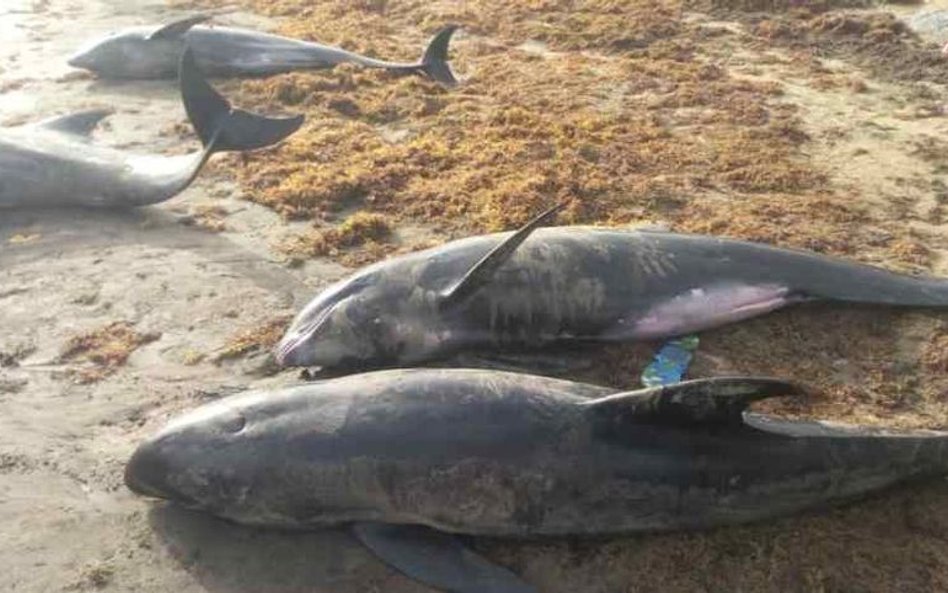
[621,284,791,340]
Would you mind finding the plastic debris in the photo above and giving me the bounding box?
[641,335,699,387]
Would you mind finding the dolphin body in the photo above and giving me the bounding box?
[275,204,948,372]
[126,369,948,592]
[68,15,458,86]
[0,49,303,209]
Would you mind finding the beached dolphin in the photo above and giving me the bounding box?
[275,204,948,373]
[0,49,303,209]
[68,15,458,86]
[125,368,948,592]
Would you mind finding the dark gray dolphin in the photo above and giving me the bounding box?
[275,204,948,372]
[125,368,948,592]
[0,49,303,208]
[68,15,458,86]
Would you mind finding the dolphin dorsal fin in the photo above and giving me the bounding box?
[583,377,807,428]
[438,202,566,310]
[147,15,211,40]
[36,108,113,137]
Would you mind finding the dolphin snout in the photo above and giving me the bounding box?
[67,54,86,69]
[124,440,174,500]
[274,333,314,368]
[67,50,93,70]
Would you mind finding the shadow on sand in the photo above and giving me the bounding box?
[147,503,398,593]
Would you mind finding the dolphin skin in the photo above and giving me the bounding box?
[0,49,302,209]
[275,204,948,372]
[68,15,458,85]
[126,369,948,592]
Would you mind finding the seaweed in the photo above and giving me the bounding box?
[59,322,161,383]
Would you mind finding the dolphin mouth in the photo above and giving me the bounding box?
[124,440,187,503]
[274,314,330,367]
[125,449,206,511]
[275,299,352,367]
[274,336,304,367]
[124,445,166,498]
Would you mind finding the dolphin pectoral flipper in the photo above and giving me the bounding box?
[35,109,113,137]
[440,202,567,310]
[147,14,212,40]
[585,376,807,428]
[353,523,535,593]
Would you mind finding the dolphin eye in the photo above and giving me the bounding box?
[221,414,246,434]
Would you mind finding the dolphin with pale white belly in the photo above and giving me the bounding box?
[68,15,458,86]
[0,48,302,209]
[275,203,948,373]
[125,368,948,592]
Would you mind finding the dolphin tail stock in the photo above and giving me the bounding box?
[179,46,304,158]
[784,251,948,308]
[417,25,459,86]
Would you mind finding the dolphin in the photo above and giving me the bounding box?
[67,15,458,86]
[125,368,948,592]
[275,203,948,372]
[0,48,303,209]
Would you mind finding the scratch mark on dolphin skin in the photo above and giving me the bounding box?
[633,235,677,280]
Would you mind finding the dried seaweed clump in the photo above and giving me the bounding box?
[59,322,161,383]
[180,0,829,232]
[281,212,394,257]
[223,46,823,235]
[214,315,294,362]
[181,0,687,55]
[751,9,948,85]
[922,325,948,374]
[672,193,923,264]
[687,0,873,13]
[180,204,229,233]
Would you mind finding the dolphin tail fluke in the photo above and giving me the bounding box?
[179,47,304,155]
[419,25,459,86]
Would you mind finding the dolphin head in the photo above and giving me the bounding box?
[276,274,401,371]
[68,28,182,78]
[124,385,360,525]
[275,266,445,372]
[125,395,255,513]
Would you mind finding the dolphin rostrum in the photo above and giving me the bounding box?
[68,15,458,86]
[275,203,948,372]
[125,368,948,592]
[0,48,303,209]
